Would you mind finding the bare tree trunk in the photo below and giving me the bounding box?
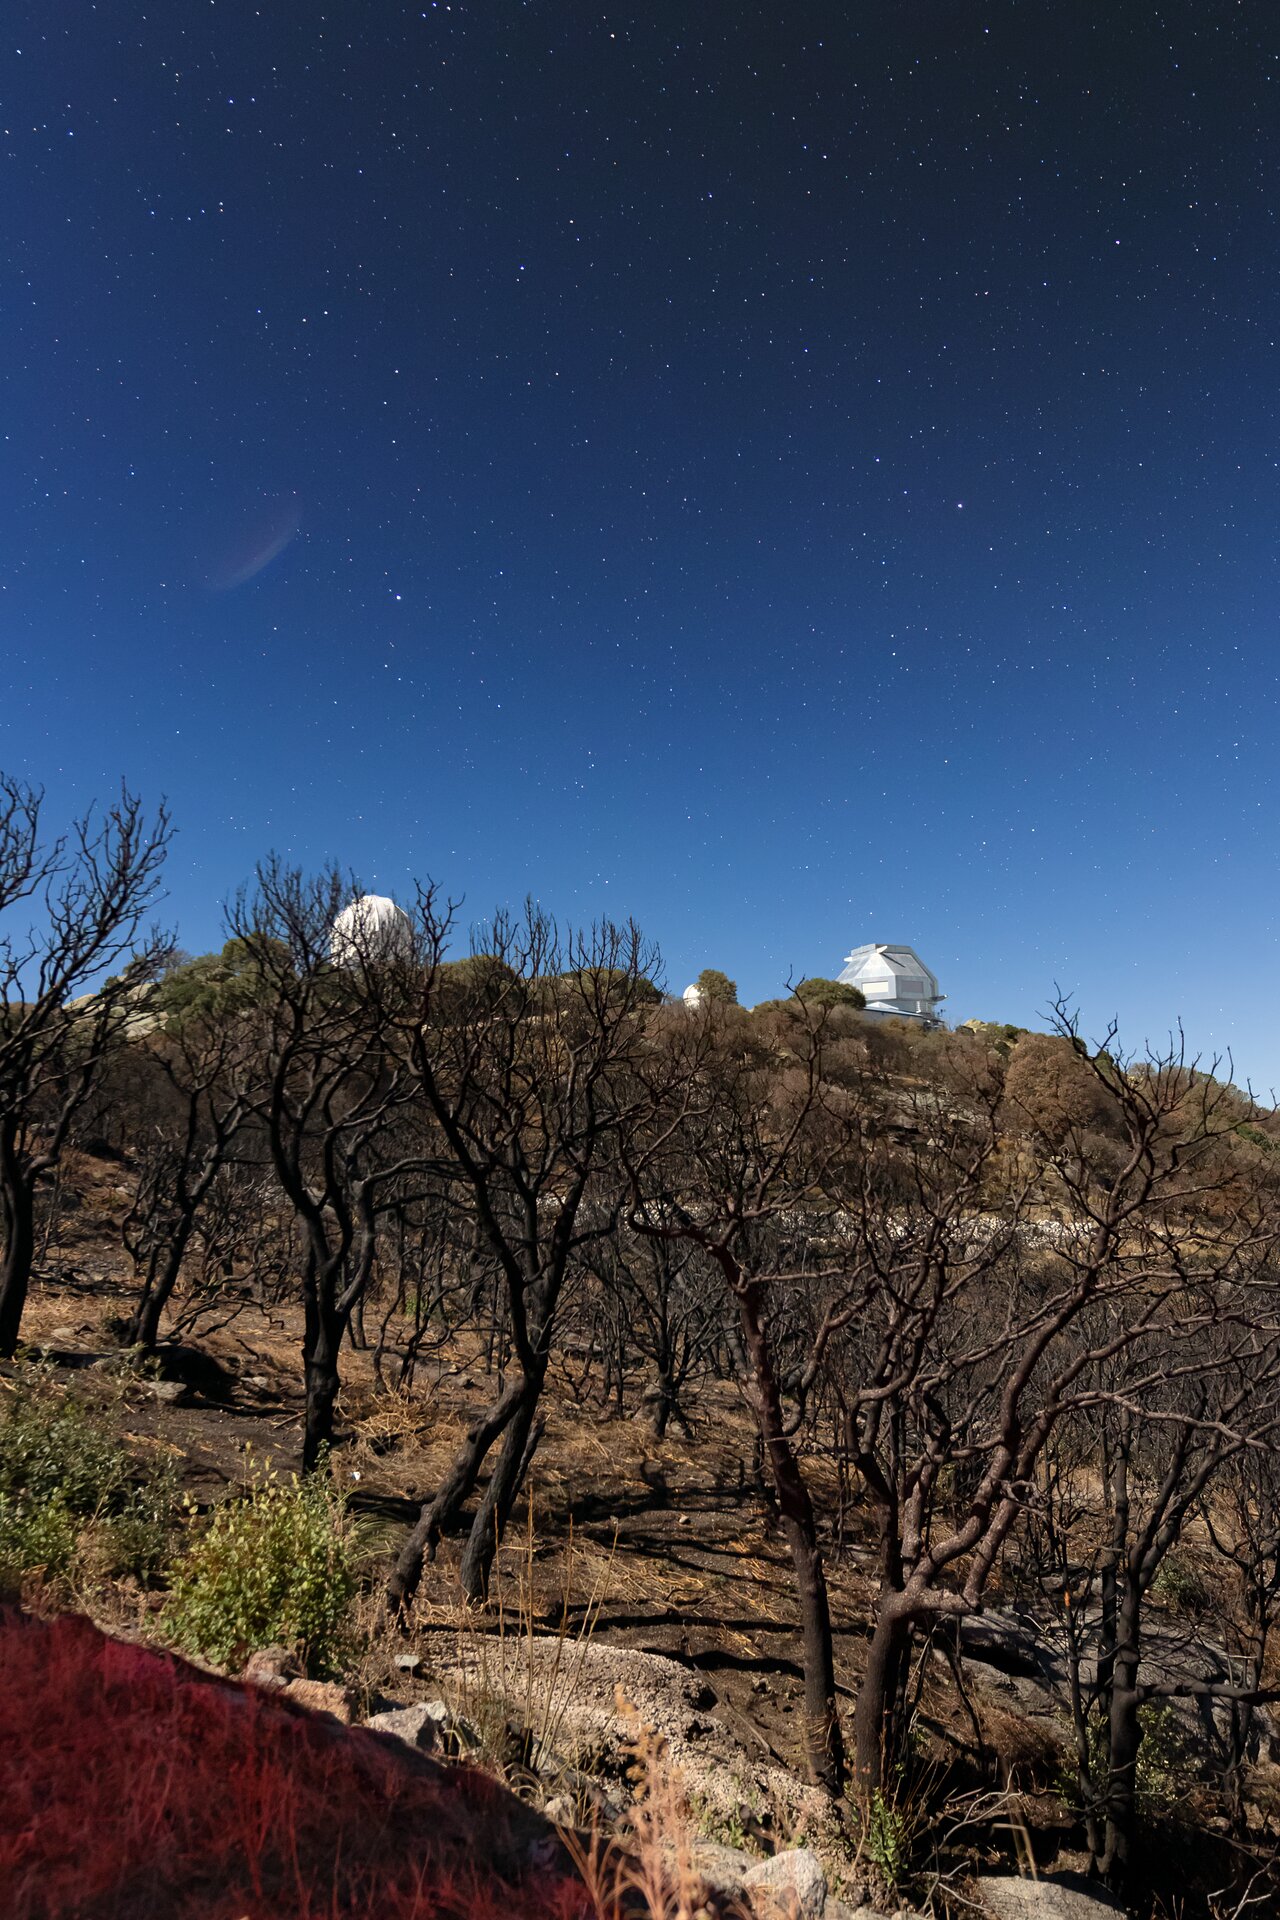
[301,1290,344,1473]
[738,1282,844,1793]
[0,1145,35,1359]
[650,1345,692,1438]
[302,1358,340,1473]
[126,1235,190,1350]
[1225,1687,1253,1839]
[386,1375,525,1613]
[458,1393,546,1603]
[349,1291,368,1350]
[1100,1587,1143,1890]
[852,1603,913,1795]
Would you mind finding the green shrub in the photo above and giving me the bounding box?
[1059,1702,1188,1815]
[0,1367,177,1589]
[862,1788,908,1889]
[0,1368,130,1514]
[101,1464,183,1581]
[1133,1702,1185,1808]
[0,1493,79,1588]
[1152,1555,1210,1616]
[165,1463,355,1677]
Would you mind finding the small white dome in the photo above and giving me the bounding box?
[331,894,412,969]
[682,982,705,1007]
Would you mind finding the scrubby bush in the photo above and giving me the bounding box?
[1060,1703,1190,1817]
[1002,1031,1120,1144]
[166,1462,355,1676]
[1152,1554,1211,1616]
[103,1465,183,1581]
[0,1367,129,1513]
[794,975,866,1010]
[0,1495,80,1588]
[0,1367,177,1590]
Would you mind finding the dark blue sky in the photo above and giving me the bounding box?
[3,4,1279,1083]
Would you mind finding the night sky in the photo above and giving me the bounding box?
[4,5,1279,1084]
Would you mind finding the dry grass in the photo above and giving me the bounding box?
[565,1693,709,1920]
[428,1497,617,1787]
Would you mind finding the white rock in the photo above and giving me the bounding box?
[690,1839,758,1897]
[147,1379,189,1404]
[976,1874,1125,1920]
[743,1847,827,1920]
[366,1698,478,1755]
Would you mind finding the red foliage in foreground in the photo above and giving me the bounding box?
[0,1609,589,1920]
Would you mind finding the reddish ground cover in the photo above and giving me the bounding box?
[0,1609,589,1920]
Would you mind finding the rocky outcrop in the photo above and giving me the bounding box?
[427,1635,843,1844]
[366,1697,479,1757]
[741,1846,827,1920]
[976,1874,1125,1920]
[2,1606,589,1920]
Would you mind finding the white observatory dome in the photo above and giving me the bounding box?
[682,982,705,1008]
[330,894,413,970]
[837,943,943,1025]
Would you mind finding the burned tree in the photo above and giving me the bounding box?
[834,1009,1280,1879]
[583,1229,721,1437]
[227,862,421,1470]
[0,777,172,1356]
[386,901,664,1612]
[626,996,870,1794]
[120,1010,253,1349]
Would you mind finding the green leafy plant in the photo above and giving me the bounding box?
[862,1787,908,1889]
[0,1366,130,1513]
[165,1460,355,1676]
[1152,1555,1210,1616]
[1132,1702,1185,1808]
[102,1463,183,1581]
[0,1366,177,1589]
[1058,1702,1188,1816]
[0,1492,79,1587]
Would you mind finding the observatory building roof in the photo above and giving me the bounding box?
[837,943,943,1023]
[330,893,412,968]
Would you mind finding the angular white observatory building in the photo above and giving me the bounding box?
[837,943,944,1026]
[330,894,413,969]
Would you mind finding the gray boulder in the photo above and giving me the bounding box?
[146,1378,190,1404]
[366,1698,478,1757]
[743,1847,827,1920]
[976,1873,1124,1920]
[690,1839,758,1898]
[825,1903,907,1920]
[241,1644,299,1689]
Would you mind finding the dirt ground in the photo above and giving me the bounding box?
[16,1251,888,1785]
[12,1146,927,1787]
[12,1166,1276,1914]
